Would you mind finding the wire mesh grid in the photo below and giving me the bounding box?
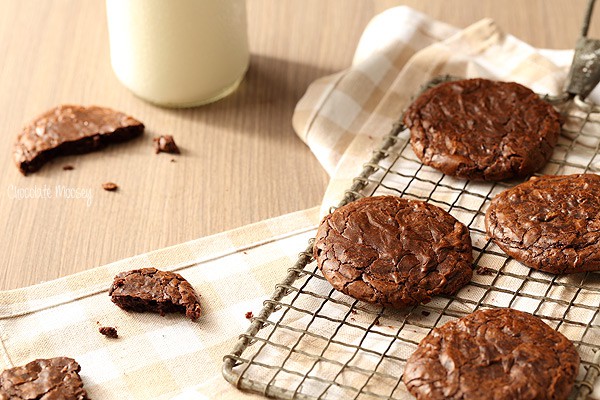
[223,85,600,400]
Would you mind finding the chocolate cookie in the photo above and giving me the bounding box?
[109,268,201,321]
[404,78,561,181]
[0,357,89,400]
[403,308,580,400]
[486,174,600,274]
[313,196,473,307]
[14,104,144,174]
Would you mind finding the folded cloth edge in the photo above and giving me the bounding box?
[0,207,320,319]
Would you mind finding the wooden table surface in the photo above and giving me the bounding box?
[1,0,597,290]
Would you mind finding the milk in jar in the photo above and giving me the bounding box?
[105,0,249,107]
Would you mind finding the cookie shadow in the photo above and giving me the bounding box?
[158,55,337,139]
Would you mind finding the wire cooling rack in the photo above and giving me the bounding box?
[222,80,600,399]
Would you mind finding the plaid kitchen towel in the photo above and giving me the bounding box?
[0,207,320,399]
[2,5,600,400]
[292,6,582,215]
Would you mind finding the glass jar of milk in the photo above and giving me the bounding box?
[105,0,249,107]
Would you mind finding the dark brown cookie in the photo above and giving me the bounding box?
[14,105,144,175]
[403,308,580,400]
[0,357,89,400]
[486,174,600,274]
[109,267,201,321]
[313,196,473,308]
[404,78,561,181]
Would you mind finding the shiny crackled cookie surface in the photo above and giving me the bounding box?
[403,308,580,400]
[486,173,600,274]
[404,78,561,181]
[313,196,473,307]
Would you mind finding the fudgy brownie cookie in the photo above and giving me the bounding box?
[403,308,580,400]
[404,78,561,181]
[14,105,144,174]
[313,196,473,307]
[0,357,89,400]
[109,268,201,321]
[486,174,600,274]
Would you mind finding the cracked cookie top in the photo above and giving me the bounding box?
[0,357,89,400]
[14,105,144,175]
[313,196,473,308]
[109,268,202,321]
[486,173,600,274]
[404,78,561,181]
[403,308,580,400]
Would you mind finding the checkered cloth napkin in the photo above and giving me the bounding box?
[0,208,319,399]
[292,6,585,215]
[2,6,599,399]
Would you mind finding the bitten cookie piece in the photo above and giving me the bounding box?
[0,357,89,400]
[14,104,144,174]
[109,268,201,321]
[313,196,473,308]
[404,78,561,181]
[486,174,600,273]
[403,308,580,400]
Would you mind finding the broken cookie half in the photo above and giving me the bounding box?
[14,105,144,175]
[109,268,201,321]
[0,357,89,400]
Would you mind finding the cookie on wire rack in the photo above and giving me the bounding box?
[486,173,600,274]
[403,78,561,181]
[313,195,473,308]
[403,308,580,400]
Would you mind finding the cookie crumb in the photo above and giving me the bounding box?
[245,311,253,319]
[99,326,118,338]
[170,158,176,163]
[421,310,431,317]
[62,165,74,171]
[374,316,381,326]
[153,135,180,155]
[102,182,118,192]
[476,266,496,276]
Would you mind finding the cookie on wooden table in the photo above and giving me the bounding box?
[403,308,580,400]
[313,196,473,308]
[14,104,144,174]
[486,173,600,274]
[403,78,561,181]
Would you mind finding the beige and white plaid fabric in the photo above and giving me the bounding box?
[292,6,577,216]
[0,207,320,399]
[2,6,599,399]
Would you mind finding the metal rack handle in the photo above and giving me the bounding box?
[566,0,600,99]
